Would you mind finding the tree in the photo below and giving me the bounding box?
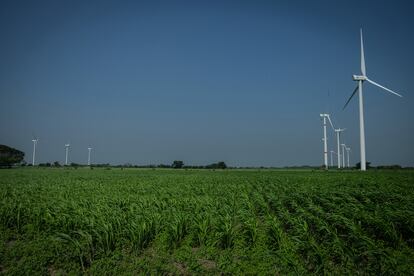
[217,161,227,169]
[206,161,227,169]
[171,160,184,169]
[356,161,371,170]
[53,161,61,167]
[0,145,25,168]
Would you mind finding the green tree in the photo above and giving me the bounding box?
[206,161,227,169]
[217,161,227,169]
[0,145,25,168]
[171,160,184,169]
[356,161,371,170]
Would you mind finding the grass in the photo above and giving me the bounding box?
[1,168,413,274]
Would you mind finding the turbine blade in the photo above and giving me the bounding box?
[366,78,403,97]
[360,29,366,76]
[327,115,335,130]
[343,85,359,110]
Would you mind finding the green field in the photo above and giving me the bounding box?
[1,168,413,275]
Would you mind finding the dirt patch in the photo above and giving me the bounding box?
[0,264,7,274]
[199,259,216,270]
[6,239,16,248]
[48,266,59,276]
[173,261,188,275]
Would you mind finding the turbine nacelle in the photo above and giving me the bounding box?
[353,75,366,81]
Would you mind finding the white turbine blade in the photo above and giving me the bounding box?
[360,29,366,76]
[326,115,335,130]
[366,78,403,97]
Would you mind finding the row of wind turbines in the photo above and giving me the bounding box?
[29,30,403,171]
[321,29,403,171]
[31,138,92,166]
[320,114,351,169]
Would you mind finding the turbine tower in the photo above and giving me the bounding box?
[31,138,38,166]
[320,114,335,170]
[341,144,346,168]
[65,143,70,166]
[345,146,351,168]
[88,147,92,166]
[334,128,345,168]
[330,150,337,167]
[344,29,403,171]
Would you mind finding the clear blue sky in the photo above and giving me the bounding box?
[0,0,413,167]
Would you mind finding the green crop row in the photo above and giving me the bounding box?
[1,168,413,274]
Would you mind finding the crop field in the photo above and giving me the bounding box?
[1,168,414,275]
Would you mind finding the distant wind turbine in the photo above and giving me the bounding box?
[320,113,335,169]
[65,143,70,165]
[345,146,351,168]
[88,147,92,166]
[341,144,346,168]
[330,150,337,167]
[334,128,345,168]
[31,137,38,166]
[344,29,403,171]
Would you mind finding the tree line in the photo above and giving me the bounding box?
[0,144,410,170]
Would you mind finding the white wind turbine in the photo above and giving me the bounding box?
[334,128,345,168]
[31,137,39,166]
[341,144,346,168]
[320,113,335,169]
[330,150,337,167]
[65,143,70,166]
[87,147,92,166]
[344,29,403,171]
[345,146,351,168]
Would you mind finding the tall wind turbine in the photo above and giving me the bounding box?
[320,114,335,169]
[87,147,92,166]
[344,29,403,171]
[31,138,38,166]
[65,143,70,165]
[334,128,345,168]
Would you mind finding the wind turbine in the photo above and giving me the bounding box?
[65,143,70,165]
[320,114,335,169]
[345,146,351,168]
[341,144,346,168]
[87,147,92,166]
[344,29,403,171]
[330,150,337,167]
[31,138,39,166]
[334,128,345,168]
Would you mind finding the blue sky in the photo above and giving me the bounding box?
[0,0,413,166]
